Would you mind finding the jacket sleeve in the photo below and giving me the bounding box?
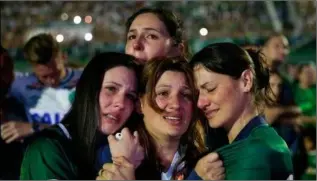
[20,137,77,180]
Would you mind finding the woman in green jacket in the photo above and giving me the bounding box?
[188,42,293,180]
[20,52,143,179]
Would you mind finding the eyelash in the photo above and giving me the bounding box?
[127,34,159,40]
[206,87,216,92]
[105,86,116,93]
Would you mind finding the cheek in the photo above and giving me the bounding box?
[155,97,167,109]
[122,101,134,120]
[145,43,169,58]
[125,43,132,54]
[183,102,193,121]
[99,93,111,109]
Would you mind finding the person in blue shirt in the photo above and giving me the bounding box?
[2,33,82,144]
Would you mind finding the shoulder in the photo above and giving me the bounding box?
[25,126,70,155]
[21,126,76,179]
[11,72,38,90]
[249,127,293,174]
[68,68,83,80]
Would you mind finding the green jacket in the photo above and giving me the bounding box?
[20,125,77,180]
[216,116,293,180]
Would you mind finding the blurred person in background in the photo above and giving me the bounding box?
[0,45,26,179]
[261,33,290,71]
[1,33,82,144]
[292,62,316,126]
[261,33,295,104]
[300,125,316,180]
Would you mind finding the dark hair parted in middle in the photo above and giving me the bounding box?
[135,56,206,179]
[62,52,142,178]
[190,42,272,109]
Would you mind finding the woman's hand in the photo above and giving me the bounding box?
[108,128,144,168]
[96,157,135,180]
[195,152,225,180]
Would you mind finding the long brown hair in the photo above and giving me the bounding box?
[135,56,206,179]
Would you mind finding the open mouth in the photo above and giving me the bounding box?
[163,116,182,126]
[102,113,119,123]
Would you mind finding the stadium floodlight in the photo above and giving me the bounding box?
[85,15,92,24]
[199,28,208,36]
[56,34,64,43]
[61,13,69,21]
[84,33,93,41]
[73,16,82,24]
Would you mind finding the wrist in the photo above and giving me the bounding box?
[32,122,41,133]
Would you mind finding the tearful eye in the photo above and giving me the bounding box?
[127,34,136,40]
[105,86,117,94]
[157,91,169,97]
[207,87,216,93]
[146,34,158,40]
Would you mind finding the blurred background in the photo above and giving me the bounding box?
[1,0,316,71]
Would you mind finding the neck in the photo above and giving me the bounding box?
[226,104,259,143]
[299,81,309,89]
[59,67,67,81]
[151,133,180,171]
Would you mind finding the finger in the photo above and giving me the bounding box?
[133,131,140,143]
[1,128,15,140]
[112,156,134,168]
[101,168,116,178]
[5,133,19,143]
[121,128,132,140]
[217,173,225,180]
[209,160,223,169]
[96,176,105,180]
[101,170,115,180]
[204,152,219,163]
[107,135,117,145]
[213,167,225,177]
[1,122,13,130]
[102,163,115,171]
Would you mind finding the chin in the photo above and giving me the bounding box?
[208,119,222,128]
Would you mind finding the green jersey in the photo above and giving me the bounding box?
[216,116,293,180]
[20,124,77,180]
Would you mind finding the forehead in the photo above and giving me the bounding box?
[156,71,187,85]
[194,65,227,85]
[129,13,168,34]
[269,36,289,46]
[33,64,53,73]
[103,66,136,86]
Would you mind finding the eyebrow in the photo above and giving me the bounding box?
[200,81,215,88]
[156,84,190,90]
[128,27,162,34]
[103,81,137,95]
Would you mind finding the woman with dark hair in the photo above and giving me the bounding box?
[188,42,293,179]
[97,57,225,180]
[19,52,143,179]
[0,46,27,179]
[124,7,192,64]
